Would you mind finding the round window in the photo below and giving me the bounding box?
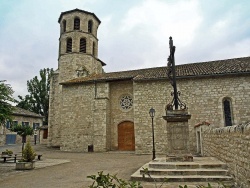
[120,95,133,110]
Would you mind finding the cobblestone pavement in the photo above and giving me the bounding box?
[0,144,224,188]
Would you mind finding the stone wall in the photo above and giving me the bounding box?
[109,81,134,150]
[48,72,62,147]
[202,122,250,188]
[0,130,5,146]
[134,80,168,154]
[134,74,250,154]
[59,82,110,152]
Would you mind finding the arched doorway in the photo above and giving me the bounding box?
[118,121,135,151]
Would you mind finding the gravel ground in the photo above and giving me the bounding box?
[0,144,230,188]
[0,144,153,188]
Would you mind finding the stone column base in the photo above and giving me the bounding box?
[163,109,193,162]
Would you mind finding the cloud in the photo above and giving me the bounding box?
[101,0,202,71]
[0,0,249,98]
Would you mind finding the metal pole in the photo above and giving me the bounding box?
[152,117,156,160]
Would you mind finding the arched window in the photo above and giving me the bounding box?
[223,98,233,126]
[88,20,93,33]
[62,20,66,33]
[74,17,80,30]
[80,38,86,53]
[66,38,72,53]
[92,42,95,56]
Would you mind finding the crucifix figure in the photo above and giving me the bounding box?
[167,36,187,111]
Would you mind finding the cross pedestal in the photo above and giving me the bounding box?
[163,110,193,162]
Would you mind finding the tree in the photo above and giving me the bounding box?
[0,80,16,126]
[17,68,53,125]
[11,124,33,152]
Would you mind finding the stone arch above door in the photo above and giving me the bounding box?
[118,121,135,151]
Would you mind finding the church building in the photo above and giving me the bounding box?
[48,9,250,154]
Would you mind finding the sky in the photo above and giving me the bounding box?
[0,0,249,99]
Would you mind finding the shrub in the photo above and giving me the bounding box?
[2,149,13,155]
[22,141,36,162]
[87,171,143,188]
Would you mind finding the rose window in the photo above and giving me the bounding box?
[120,95,133,110]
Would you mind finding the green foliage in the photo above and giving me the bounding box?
[17,68,53,125]
[22,141,36,162]
[179,185,188,188]
[87,171,143,188]
[0,80,15,126]
[88,171,232,188]
[141,167,168,188]
[179,182,231,188]
[11,124,33,137]
[2,149,13,155]
[11,124,34,152]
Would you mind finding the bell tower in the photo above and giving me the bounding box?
[58,9,105,82]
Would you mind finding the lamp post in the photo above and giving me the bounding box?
[34,128,37,145]
[149,107,156,160]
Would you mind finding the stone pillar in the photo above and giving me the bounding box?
[163,110,193,162]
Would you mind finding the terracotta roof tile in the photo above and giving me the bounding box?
[61,56,250,85]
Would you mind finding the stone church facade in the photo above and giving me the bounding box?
[48,9,250,154]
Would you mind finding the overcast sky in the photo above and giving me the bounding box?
[0,0,249,99]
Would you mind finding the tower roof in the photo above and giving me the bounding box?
[58,8,101,24]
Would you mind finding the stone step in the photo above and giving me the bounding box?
[149,162,228,169]
[140,181,234,188]
[131,157,233,184]
[131,174,233,182]
[140,168,228,176]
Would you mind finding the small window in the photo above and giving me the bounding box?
[11,121,18,129]
[62,20,66,32]
[6,121,11,129]
[223,98,233,126]
[22,122,29,127]
[74,17,80,30]
[12,121,18,126]
[66,38,72,53]
[80,38,86,53]
[88,20,93,33]
[92,42,95,56]
[33,123,40,129]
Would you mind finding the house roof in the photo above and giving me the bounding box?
[58,9,101,24]
[12,107,44,119]
[61,56,250,85]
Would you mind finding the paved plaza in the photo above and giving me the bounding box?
[0,144,227,188]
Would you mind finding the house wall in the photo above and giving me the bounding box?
[202,123,250,188]
[4,115,43,145]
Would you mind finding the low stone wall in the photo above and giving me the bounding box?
[202,122,250,188]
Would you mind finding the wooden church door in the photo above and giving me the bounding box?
[118,121,135,151]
